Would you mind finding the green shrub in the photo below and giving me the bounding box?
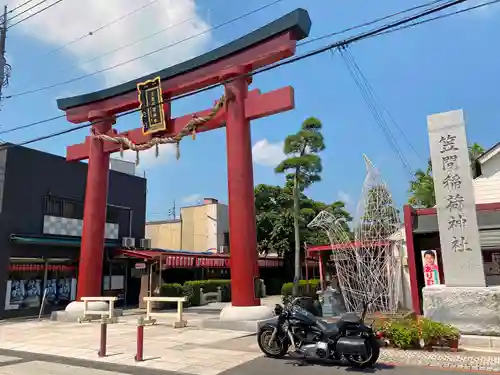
[158,283,185,309]
[420,318,444,346]
[380,317,460,349]
[281,279,320,304]
[420,318,460,344]
[382,319,420,349]
[442,323,460,340]
[183,280,231,306]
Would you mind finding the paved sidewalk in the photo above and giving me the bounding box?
[0,316,259,375]
[1,347,500,375]
[1,311,500,374]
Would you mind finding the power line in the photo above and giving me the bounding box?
[297,0,447,48]
[338,47,414,177]
[8,0,36,14]
[5,0,285,99]
[73,1,229,70]
[41,0,162,58]
[374,0,500,38]
[52,0,424,84]
[0,114,65,136]
[8,0,50,21]
[8,0,65,29]
[0,0,444,135]
[340,47,425,163]
[0,0,485,146]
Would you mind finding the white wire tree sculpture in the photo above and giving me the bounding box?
[308,155,402,314]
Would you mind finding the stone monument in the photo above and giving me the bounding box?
[423,109,500,336]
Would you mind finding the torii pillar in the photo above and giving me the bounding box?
[57,8,312,319]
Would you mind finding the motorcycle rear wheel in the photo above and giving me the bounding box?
[346,336,380,368]
[257,327,289,358]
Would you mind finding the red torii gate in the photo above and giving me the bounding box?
[57,9,311,308]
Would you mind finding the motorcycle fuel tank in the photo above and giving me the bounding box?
[290,309,317,326]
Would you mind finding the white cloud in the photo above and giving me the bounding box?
[117,143,177,169]
[252,138,285,167]
[337,190,353,205]
[182,193,202,204]
[9,0,212,87]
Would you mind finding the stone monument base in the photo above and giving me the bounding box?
[219,304,274,322]
[423,285,500,336]
[197,304,275,332]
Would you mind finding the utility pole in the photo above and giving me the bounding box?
[0,5,9,101]
[168,200,176,219]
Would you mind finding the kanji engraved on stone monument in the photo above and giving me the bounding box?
[427,109,485,286]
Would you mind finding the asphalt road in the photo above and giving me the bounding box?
[0,348,498,375]
[222,356,500,375]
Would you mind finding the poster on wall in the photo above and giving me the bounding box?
[422,250,441,286]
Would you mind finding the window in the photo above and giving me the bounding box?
[106,206,121,224]
[44,195,83,220]
[44,195,121,223]
[5,262,77,310]
[5,264,44,310]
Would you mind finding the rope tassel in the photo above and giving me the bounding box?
[91,94,225,162]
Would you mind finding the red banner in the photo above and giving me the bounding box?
[8,264,76,272]
[161,255,283,269]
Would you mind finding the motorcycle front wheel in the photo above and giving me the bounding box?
[257,327,289,358]
[346,336,380,368]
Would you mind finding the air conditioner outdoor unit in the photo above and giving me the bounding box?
[140,238,152,249]
[122,237,135,248]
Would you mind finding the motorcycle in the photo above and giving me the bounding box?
[257,297,380,368]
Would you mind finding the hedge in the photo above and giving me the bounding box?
[183,279,231,306]
[159,279,267,307]
[158,283,185,308]
[281,279,321,303]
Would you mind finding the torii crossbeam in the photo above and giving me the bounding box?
[57,9,311,310]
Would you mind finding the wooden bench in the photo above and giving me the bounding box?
[143,296,188,328]
[77,296,118,323]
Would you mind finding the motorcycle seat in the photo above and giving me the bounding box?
[316,320,339,337]
[339,313,361,324]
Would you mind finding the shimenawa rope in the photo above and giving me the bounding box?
[93,95,226,165]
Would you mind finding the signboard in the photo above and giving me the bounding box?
[137,76,167,135]
[421,250,441,286]
[427,109,486,287]
[134,263,147,270]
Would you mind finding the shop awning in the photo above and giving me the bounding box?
[10,234,120,248]
[115,249,284,268]
[115,249,164,260]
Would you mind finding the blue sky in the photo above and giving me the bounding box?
[1,0,499,221]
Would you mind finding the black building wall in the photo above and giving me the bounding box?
[0,145,147,313]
